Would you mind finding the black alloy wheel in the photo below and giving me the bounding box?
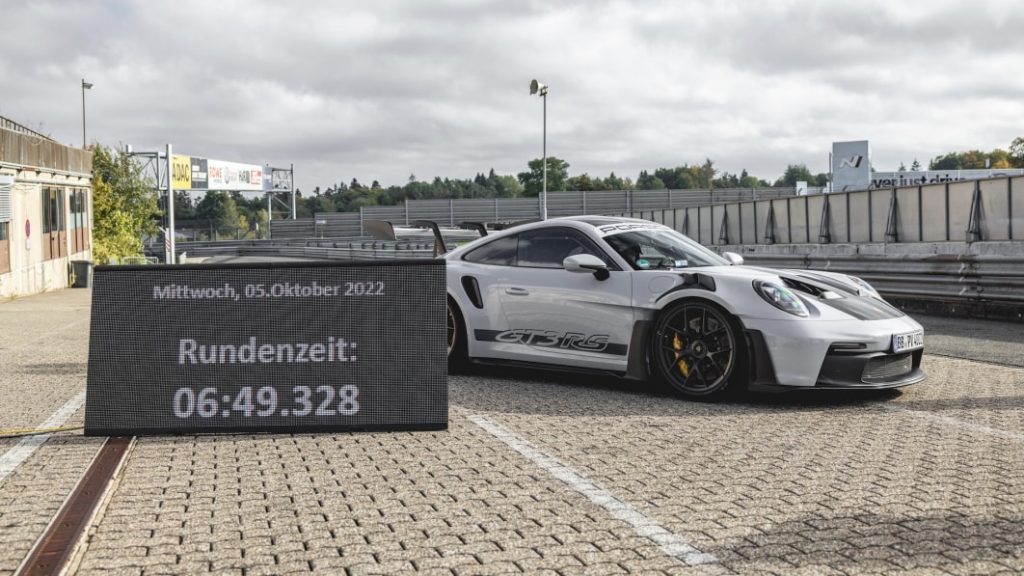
[651,302,740,397]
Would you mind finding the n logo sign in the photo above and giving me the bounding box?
[839,155,864,168]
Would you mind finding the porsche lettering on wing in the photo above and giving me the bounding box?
[597,222,663,235]
[475,329,626,355]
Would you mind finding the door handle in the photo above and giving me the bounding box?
[505,287,530,296]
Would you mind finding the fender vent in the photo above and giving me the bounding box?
[461,276,484,309]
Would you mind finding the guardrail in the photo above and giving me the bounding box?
[155,238,435,262]
[720,242,1024,320]
[737,253,1024,304]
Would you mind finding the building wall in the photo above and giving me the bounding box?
[0,166,92,298]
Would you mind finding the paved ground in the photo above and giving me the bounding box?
[1,289,1023,575]
[914,314,1024,368]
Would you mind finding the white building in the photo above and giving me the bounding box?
[0,116,93,298]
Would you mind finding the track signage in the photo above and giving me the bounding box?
[85,260,447,435]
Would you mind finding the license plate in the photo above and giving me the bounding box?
[892,329,924,353]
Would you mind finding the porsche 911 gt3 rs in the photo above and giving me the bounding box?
[444,216,925,398]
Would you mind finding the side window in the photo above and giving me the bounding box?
[463,234,518,266]
[517,228,613,269]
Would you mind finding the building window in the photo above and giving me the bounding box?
[0,221,9,274]
[42,187,67,260]
[69,188,89,254]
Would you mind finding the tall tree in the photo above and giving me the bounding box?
[774,164,815,187]
[90,145,161,263]
[195,191,248,239]
[636,170,667,190]
[1010,137,1024,168]
[567,173,596,191]
[517,157,570,196]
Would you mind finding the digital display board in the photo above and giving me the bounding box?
[85,260,447,435]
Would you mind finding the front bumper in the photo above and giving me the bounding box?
[815,348,925,389]
[744,315,926,390]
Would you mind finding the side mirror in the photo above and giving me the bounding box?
[563,254,610,281]
[723,251,744,266]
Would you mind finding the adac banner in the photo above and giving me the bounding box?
[171,154,271,192]
[171,155,192,190]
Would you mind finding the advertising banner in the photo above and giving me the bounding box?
[190,157,209,190]
[271,169,293,191]
[171,155,192,190]
[208,159,265,191]
[868,169,1024,190]
[85,260,448,435]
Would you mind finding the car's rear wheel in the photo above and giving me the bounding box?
[650,300,746,399]
[447,298,468,372]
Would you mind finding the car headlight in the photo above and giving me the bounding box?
[850,276,882,300]
[753,280,809,317]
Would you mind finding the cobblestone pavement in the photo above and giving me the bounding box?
[1,289,1023,575]
[0,290,102,574]
[914,314,1024,368]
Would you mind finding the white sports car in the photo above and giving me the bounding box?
[444,216,925,398]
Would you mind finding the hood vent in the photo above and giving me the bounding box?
[782,277,843,300]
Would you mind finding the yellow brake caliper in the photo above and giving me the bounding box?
[672,333,689,377]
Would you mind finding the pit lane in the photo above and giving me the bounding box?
[1,289,1022,575]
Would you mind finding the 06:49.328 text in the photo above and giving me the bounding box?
[172,385,359,419]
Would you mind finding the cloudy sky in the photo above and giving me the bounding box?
[2,0,1021,192]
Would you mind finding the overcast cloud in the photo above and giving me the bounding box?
[2,0,1021,191]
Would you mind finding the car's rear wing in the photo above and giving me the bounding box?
[363,218,538,257]
[410,220,449,257]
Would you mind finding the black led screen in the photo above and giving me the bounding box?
[85,260,447,435]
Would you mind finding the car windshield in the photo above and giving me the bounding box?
[603,227,729,269]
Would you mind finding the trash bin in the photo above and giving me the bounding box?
[71,260,93,288]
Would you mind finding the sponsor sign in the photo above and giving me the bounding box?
[270,169,293,191]
[190,158,209,190]
[208,159,265,191]
[164,154,279,192]
[832,140,871,192]
[171,155,192,190]
[85,260,448,435]
[868,169,1024,190]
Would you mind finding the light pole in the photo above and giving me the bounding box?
[81,79,93,149]
[529,79,548,220]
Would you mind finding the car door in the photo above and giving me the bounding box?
[454,233,522,360]
[497,227,634,371]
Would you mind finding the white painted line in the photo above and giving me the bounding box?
[468,414,719,567]
[885,404,1024,443]
[0,389,87,484]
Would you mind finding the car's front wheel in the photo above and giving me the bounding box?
[650,300,746,399]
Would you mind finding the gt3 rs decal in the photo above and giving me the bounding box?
[474,329,628,356]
